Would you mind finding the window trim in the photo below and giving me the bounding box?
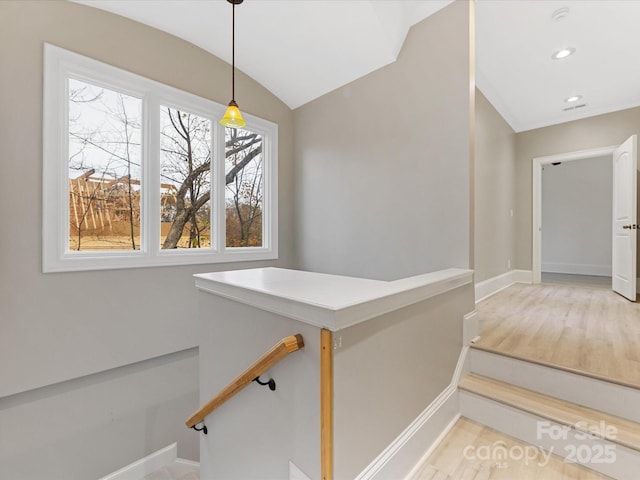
[43,44,278,272]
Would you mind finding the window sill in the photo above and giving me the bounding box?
[43,249,278,273]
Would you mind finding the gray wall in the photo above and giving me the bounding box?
[292,0,472,281]
[542,156,612,276]
[333,284,474,480]
[0,1,293,478]
[474,89,516,282]
[197,293,322,480]
[0,349,199,480]
[515,106,640,270]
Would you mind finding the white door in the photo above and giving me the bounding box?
[612,135,637,301]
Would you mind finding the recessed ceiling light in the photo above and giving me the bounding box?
[552,47,575,60]
[552,7,570,21]
[565,95,582,103]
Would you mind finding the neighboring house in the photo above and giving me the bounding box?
[0,1,638,479]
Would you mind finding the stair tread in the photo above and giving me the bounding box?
[143,462,199,480]
[469,343,640,391]
[458,467,478,480]
[412,463,455,480]
[459,373,640,452]
[452,462,480,480]
[412,463,439,480]
[472,464,491,480]
[432,470,451,480]
[417,418,610,479]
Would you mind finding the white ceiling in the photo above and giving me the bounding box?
[72,0,640,132]
[71,0,454,109]
[476,0,640,132]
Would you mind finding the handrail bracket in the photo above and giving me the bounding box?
[191,423,208,435]
[253,376,276,391]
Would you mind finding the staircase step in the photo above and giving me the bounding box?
[411,463,450,480]
[411,417,609,479]
[460,374,640,479]
[142,459,199,480]
[459,467,479,480]
[459,374,640,452]
[468,347,640,422]
[472,464,490,480]
[450,461,481,480]
[432,470,450,480]
[98,444,198,480]
[413,463,438,479]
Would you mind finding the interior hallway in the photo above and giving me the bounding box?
[474,282,640,389]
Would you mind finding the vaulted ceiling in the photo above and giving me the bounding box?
[476,0,640,132]
[71,0,454,109]
[72,0,640,132]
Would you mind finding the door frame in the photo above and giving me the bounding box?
[532,145,617,284]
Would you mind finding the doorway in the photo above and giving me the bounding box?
[532,137,638,300]
[532,145,616,284]
[540,155,613,288]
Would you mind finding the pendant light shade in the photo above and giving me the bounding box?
[220,0,246,129]
[221,100,246,128]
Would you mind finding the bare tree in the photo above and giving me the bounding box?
[69,82,264,251]
[160,108,212,248]
[160,112,263,249]
[68,80,141,250]
[225,128,263,247]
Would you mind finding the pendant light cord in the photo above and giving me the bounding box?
[231,1,235,102]
[220,0,245,128]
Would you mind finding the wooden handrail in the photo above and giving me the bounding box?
[185,334,305,429]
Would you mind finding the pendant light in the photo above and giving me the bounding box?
[220,0,246,129]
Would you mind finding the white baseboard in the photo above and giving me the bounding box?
[475,270,532,303]
[354,387,459,480]
[289,461,311,480]
[98,443,177,480]
[402,414,461,480]
[542,262,612,276]
[354,346,469,480]
[463,311,479,346]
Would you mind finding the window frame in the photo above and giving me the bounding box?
[43,44,278,272]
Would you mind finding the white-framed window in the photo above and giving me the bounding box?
[43,44,278,272]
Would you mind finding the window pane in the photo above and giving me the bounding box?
[160,107,212,249]
[225,128,263,248]
[68,79,142,251]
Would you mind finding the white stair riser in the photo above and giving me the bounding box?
[469,348,640,423]
[460,391,639,480]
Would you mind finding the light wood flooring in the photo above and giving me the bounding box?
[413,418,611,479]
[542,273,612,289]
[459,374,640,452]
[474,282,640,389]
